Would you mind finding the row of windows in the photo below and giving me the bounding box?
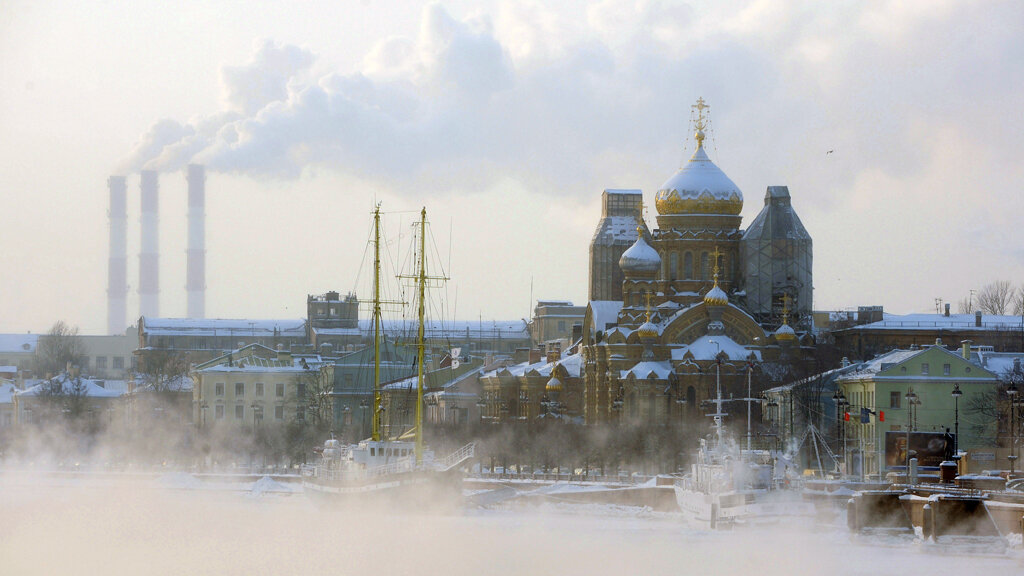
[662,251,726,282]
[212,382,307,398]
[212,404,304,421]
[898,363,960,376]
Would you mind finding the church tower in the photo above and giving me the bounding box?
[652,98,744,305]
[740,186,813,328]
[589,189,647,302]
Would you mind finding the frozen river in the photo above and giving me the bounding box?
[1,472,1021,576]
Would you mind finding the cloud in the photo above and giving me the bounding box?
[115,0,1024,224]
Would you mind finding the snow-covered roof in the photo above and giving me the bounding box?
[312,327,362,336]
[841,348,922,377]
[19,374,123,398]
[130,374,192,393]
[142,317,307,338]
[370,319,529,340]
[594,216,643,244]
[971,351,1024,378]
[621,361,673,380]
[0,365,18,373]
[556,353,582,378]
[588,301,623,333]
[0,334,38,354]
[672,335,759,362]
[851,313,1024,331]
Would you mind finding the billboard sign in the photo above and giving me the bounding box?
[884,431,954,469]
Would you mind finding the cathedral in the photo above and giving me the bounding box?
[581,98,813,428]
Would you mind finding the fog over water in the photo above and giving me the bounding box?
[1,472,1020,576]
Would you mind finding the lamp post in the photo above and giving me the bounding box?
[951,383,962,454]
[833,388,847,473]
[707,340,724,442]
[359,399,370,440]
[905,387,919,476]
[1008,382,1018,476]
[746,361,755,452]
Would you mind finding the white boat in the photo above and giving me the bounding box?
[303,206,474,507]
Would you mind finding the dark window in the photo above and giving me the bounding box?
[235,382,244,396]
[890,391,901,409]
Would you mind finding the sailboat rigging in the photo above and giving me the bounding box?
[302,205,474,504]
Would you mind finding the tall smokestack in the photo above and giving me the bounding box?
[107,176,128,334]
[186,164,206,319]
[139,170,159,318]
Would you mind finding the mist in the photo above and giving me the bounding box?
[2,467,1019,576]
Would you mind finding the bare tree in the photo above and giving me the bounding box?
[957,296,975,314]
[295,368,333,431]
[977,280,1014,315]
[34,321,86,377]
[1013,284,1024,316]
[138,349,190,394]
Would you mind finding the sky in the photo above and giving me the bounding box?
[1,0,1023,335]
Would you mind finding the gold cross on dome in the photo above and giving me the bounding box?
[711,245,721,278]
[692,97,709,131]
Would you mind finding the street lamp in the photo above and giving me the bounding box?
[833,388,848,472]
[1008,382,1018,475]
[951,383,963,455]
[904,387,919,477]
[359,399,370,439]
[708,340,723,437]
[200,401,209,429]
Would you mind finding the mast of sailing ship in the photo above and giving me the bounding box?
[414,207,427,464]
[371,204,383,442]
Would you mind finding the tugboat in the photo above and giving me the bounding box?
[303,206,474,508]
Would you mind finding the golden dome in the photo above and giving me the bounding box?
[636,320,659,340]
[656,99,743,216]
[546,377,563,393]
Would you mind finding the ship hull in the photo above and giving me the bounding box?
[303,466,466,512]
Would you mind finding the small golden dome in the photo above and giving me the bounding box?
[546,377,563,393]
[636,320,659,340]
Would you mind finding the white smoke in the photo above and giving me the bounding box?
[116,0,1024,211]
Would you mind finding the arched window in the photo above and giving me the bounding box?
[629,392,638,418]
[687,386,696,412]
[648,393,657,422]
[669,252,678,281]
[717,253,726,280]
[700,252,709,280]
[683,252,693,279]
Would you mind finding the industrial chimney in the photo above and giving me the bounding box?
[139,170,160,318]
[107,176,128,334]
[186,164,206,319]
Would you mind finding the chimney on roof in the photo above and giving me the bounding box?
[944,303,950,317]
[841,357,850,368]
[975,310,982,327]
[961,340,972,359]
[529,347,542,364]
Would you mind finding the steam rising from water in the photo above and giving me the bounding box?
[1,472,1019,576]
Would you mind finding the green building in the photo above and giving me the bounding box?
[836,343,999,476]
